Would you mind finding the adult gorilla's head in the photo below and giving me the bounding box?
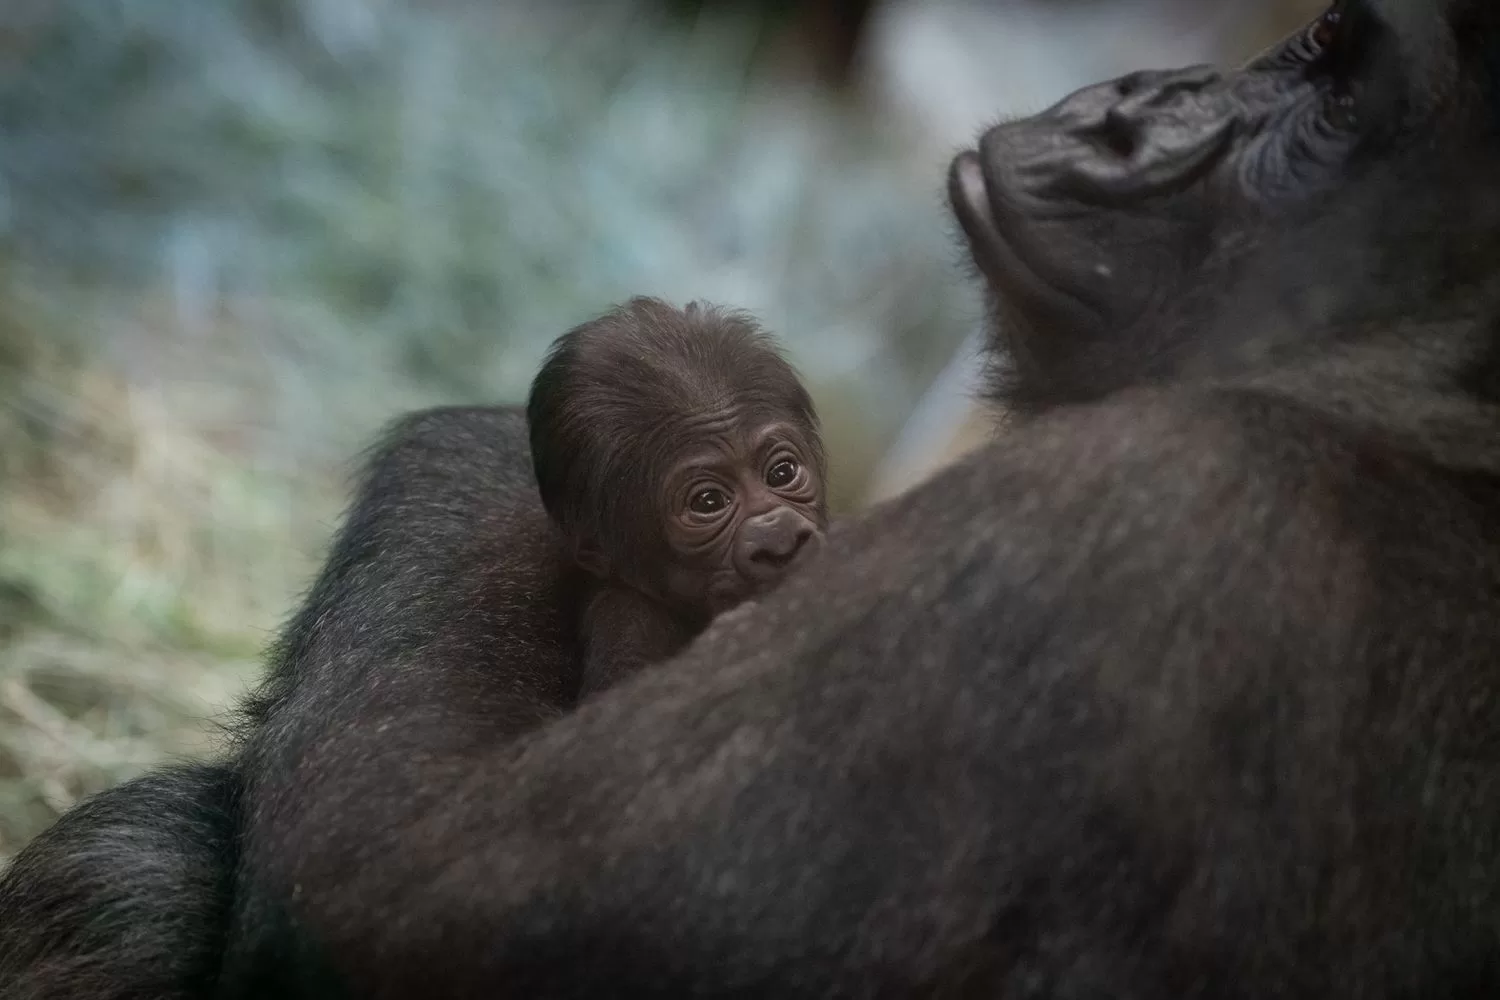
[950,0,1500,412]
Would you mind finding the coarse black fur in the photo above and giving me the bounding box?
[0,763,238,1000]
[235,404,580,737]
[216,404,582,996]
[528,296,828,697]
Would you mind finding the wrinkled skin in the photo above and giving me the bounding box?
[8,1,1500,997]
[527,298,828,698]
[654,413,823,617]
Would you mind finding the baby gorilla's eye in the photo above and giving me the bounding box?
[688,488,729,515]
[765,459,799,489]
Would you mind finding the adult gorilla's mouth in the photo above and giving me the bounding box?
[947,149,1104,336]
[948,151,1007,278]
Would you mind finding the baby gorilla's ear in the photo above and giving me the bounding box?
[574,538,610,579]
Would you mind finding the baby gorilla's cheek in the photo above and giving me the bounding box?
[658,553,730,614]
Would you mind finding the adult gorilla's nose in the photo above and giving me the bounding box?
[737,508,819,581]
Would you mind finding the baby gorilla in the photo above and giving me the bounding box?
[528,297,829,699]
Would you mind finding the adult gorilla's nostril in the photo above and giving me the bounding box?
[1113,70,1150,98]
[1098,110,1137,158]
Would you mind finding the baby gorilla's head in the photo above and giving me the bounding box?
[528,297,828,622]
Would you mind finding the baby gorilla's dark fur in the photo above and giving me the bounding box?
[528,297,828,697]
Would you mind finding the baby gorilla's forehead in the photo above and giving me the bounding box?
[655,409,808,479]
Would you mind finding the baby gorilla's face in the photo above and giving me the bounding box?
[655,414,826,617]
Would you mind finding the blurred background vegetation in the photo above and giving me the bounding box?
[0,0,1321,862]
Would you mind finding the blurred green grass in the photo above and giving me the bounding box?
[0,0,976,862]
[0,279,316,859]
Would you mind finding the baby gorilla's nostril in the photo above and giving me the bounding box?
[749,526,812,568]
[737,510,821,583]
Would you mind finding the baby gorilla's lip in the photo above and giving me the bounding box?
[709,575,772,610]
[708,531,821,615]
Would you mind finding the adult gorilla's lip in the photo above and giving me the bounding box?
[947,149,1104,331]
[948,151,1006,275]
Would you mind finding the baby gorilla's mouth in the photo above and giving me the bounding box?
[710,527,822,616]
[706,578,758,617]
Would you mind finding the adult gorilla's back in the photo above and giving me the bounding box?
[224,1,1500,996]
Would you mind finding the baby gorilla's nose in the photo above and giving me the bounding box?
[737,508,818,582]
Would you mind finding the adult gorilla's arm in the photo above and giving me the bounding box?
[0,764,238,1000]
[224,389,1454,999]
[218,405,583,995]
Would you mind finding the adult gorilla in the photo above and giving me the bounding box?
[220,0,1500,994]
[7,0,1500,996]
